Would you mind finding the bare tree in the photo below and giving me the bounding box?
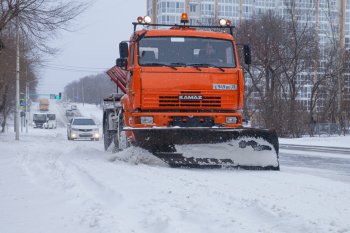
[1,0,88,52]
[237,12,293,136]
[64,73,119,105]
[236,5,319,137]
[0,0,88,131]
[275,2,319,137]
[0,29,37,132]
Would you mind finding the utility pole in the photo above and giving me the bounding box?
[152,0,157,24]
[214,0,218,19]
[15,14,20,140]
[338,0,346,134]
[25,68,29,133]
[82,79,85,106]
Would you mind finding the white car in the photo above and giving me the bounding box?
[43,113,57,129]
[67,117,99,141]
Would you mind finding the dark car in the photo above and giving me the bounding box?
[66,109,74,117]
[33,113,47,128]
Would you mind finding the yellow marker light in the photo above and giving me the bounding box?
[137,16,143,23]
[181,13,189,23]
[144,15,152,24]
[219,19,227,26]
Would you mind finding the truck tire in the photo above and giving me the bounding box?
[103,111,114,151]
[114,113,129,151]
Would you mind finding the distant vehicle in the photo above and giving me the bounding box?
[44,113,57,129]
[66,109,74,117]
[67,117,99,141]
[32,113,47,128]
[71,105,77,110]
[39,99,49,111]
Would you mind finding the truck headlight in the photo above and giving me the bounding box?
[94,133,100,138]
[140,116,153,124]
[226,117,238,124]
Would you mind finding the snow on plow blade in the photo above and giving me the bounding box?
[131,128,280,170]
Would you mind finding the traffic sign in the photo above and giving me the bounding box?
[19,98,25,109]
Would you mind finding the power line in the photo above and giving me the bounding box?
[38,64,110,73]
[45,63,109,70]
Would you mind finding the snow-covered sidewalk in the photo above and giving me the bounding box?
[280,134,350,148]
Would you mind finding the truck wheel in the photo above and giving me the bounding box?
[114,114,129,151]
[103,112,114,151]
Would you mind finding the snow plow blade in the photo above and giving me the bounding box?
[130,128,279,170]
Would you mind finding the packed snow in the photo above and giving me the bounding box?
[0,102,350,233]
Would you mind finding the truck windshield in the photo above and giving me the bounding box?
[33,114,46,120]
[138,37,236,68]
[73,119,95,125]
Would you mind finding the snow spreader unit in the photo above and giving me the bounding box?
[103,14,279,170]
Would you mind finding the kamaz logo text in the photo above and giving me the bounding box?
[179,95,203,100]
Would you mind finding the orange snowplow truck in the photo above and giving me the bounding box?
[39,99,49,111]
[104,14,279,170]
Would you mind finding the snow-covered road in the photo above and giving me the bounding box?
[1,103,349,233]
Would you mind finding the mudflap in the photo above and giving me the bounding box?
[130,128,280,170]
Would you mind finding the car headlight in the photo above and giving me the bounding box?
[226,116,238,124]
[94,133,100,138]
[71,133,77,138]
[140,116,153,124]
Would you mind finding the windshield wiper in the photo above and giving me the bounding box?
[142,63,177,70]
[188,63,225,72]
[169,62,201,71]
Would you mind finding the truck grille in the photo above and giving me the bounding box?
[159,92,221,107]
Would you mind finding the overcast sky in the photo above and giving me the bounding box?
[37,0,146,95]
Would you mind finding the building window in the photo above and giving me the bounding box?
[190,4,196,12]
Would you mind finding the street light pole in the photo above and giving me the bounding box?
[25,79,29,133]
[82,79,85,106]
[15,15,20,140]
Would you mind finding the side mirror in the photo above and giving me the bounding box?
[116,58,128,70]
[119,42,128,59]
[243,45,251,65]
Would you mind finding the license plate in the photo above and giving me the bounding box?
[213,84,237,90]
